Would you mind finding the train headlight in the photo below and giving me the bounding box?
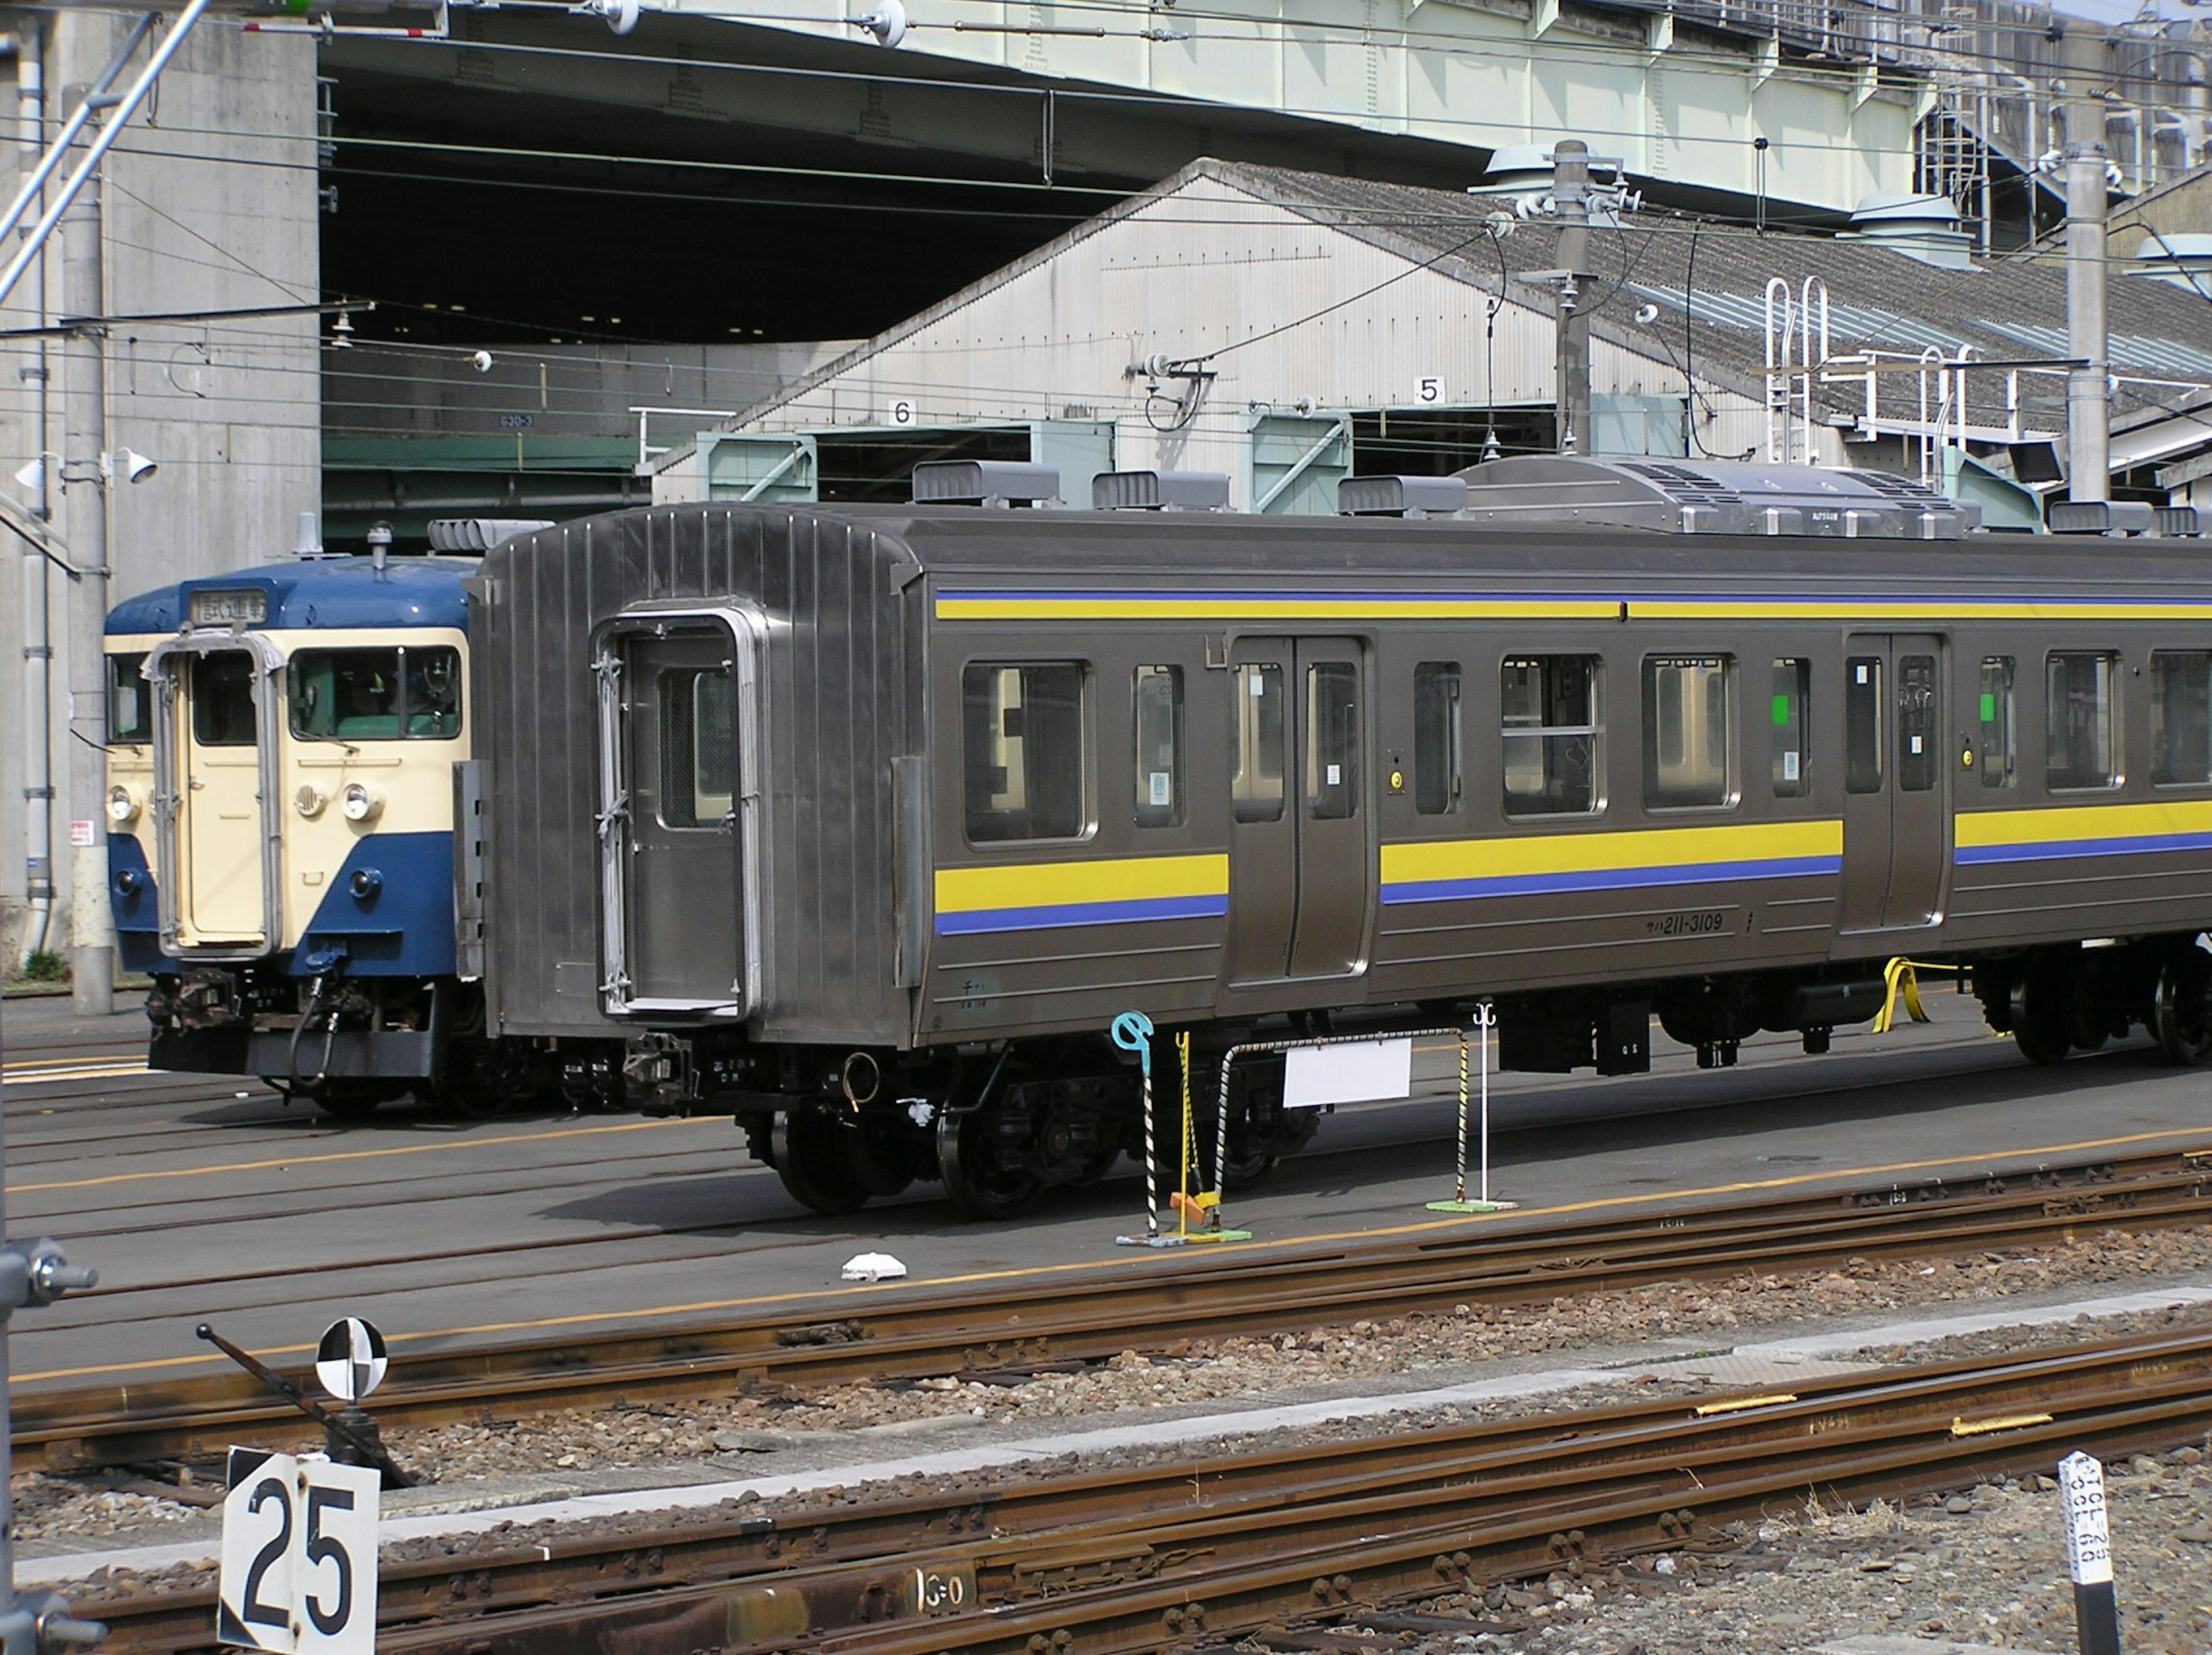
[340,782,383,824]
[105,785,138,825]
[294,783,327,819]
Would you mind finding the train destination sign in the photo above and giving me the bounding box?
[190,589,268,627]
[218,1448,380,1655]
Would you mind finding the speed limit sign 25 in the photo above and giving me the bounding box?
[218,1448,380,1654]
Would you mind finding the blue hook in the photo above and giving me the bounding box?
[1110,1010,1155,1078]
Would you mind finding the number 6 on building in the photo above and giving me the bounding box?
[219,1449,380,1654]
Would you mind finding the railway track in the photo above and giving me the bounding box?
[21,1145,2211,1471]
[88,1321,2212,1654]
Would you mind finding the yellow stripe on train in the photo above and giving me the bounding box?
[1382,819,1843,887]
[1954,798,2212,850]
[935,853,1230,915]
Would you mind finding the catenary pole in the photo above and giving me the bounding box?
[2063,24,2110,504]
[1551,139,1592,457]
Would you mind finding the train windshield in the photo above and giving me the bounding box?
[289,646,463,741]
[107,653,152,743]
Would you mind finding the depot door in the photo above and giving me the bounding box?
[617,630,742,1010]
[1224,637,1369,982]
[1838,634,1949,932]
[178,650,267,943]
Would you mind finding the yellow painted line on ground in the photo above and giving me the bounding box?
[5,1054,139,1071]
[4,1115,716,1196]
[23,1122,2210,1387]
[3,1062,148,1086]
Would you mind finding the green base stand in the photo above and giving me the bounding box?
[1115,1232,1188,1248]
[1426,1198,1518,1214]
[1115,1228,1255,1247]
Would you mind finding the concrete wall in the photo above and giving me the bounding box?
[0,14,319,964]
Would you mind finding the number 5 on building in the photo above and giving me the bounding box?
[219,1449,380,1654]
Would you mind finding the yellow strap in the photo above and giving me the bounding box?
[1875,956,1945,1034]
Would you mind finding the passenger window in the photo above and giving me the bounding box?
[1897,654,1938,793]
[1643,654,1734,810]
[1133,665,1184,828]
[658,668,734,829]
[2152,651,2212,786]
[191,653,258,747]
[1413,661,1461,815]
[1844,657,1883,794]
[289,646,463,742]
[1771,658,1809,797]
[963,662,1086,843]
[1978,657,2016,789]
[1305,661,1359,821]
[1232,663,1285,823]
[107,653,152,744]
[1503,654,1600,816]
[2046,651,2120,790]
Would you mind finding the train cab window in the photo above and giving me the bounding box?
[1503,654,1600,817]
[190,652,258,747]
[1978,657,2017,789]
[1771,658,1810,797]
[1643,654,1734,810]
[1844,657,1883,794]
[1414,661,1461,815]
[963,662,1087,843]
[2152,652,2212,786]
[2046,651,2120,790]
[1232,663,1286,823]
[1305,661,1360,821]
[107,653,151,744]
[289,647,463,742]
[1133,665,1184,828]
[658,668,734,830]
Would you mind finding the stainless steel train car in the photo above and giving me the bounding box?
[470,460,2212,1217]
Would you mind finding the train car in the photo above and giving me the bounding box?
[103,522,613,1115]
[469,457,2212,1219]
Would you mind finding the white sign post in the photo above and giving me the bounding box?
[2057,1451,2120,1655]
[219,1448,380,1654]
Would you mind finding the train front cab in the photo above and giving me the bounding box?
[105,571,476,1111]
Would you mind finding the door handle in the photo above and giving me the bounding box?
[187,778,205,790]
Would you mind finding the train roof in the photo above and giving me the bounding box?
[488,502,2212,599]
[107,556,475,637]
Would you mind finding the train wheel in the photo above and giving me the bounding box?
[937,1107,1041,1220]
[771,1110,870,1216]
[2154,943,2212,1066]
[2008,969,2071,1066]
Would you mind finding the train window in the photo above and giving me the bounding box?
[2046,651,2120,790]
[1133,665,1184,828]
[107,653,151,744]
[1305,661,1360,821]
[289,647,463,742]
[658,669,734,830]
[1502,654,1600,817]
[1232,663,1286,823]
[1643,654,1734,810]
[2151,651,2212,786]
[1771,658,1810,797]
[1896,654,1938,793]
[190,652,257,747]
[1413,661,1461,815]
[1978,657,2017,789]
[963,662,1087,843]
[1844,657,1883,794]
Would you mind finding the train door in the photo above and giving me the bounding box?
[178,650,267,943]
[597,609,765,1017]
[1838,634,1949,932]
[1224,637,1369,982]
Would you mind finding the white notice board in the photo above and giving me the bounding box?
[1283,1037,1414,1109]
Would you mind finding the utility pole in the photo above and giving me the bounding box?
[16,21,54,970]
[1552,139,1592,457]
[59,18,111,1017]
[2063,24,2111,504]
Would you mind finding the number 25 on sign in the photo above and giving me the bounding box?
[218,1448,380,1654]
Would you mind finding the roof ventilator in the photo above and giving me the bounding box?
[912,460,1060,507]
[2048,500,2160,536]
[1337,475,1468,518]
[426,518,557,553]
[1092,470,1232,511]
[1451,455,1980,539]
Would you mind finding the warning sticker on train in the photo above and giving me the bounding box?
[218,1448,380,1654]
[314,1317,387,1404]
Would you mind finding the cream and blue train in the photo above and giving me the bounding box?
[103,539,597,1115]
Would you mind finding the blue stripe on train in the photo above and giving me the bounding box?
[1381,854,1843,906]
[936,893,1230,936]
[297,830,456,976]
[1956,831,2212,865]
